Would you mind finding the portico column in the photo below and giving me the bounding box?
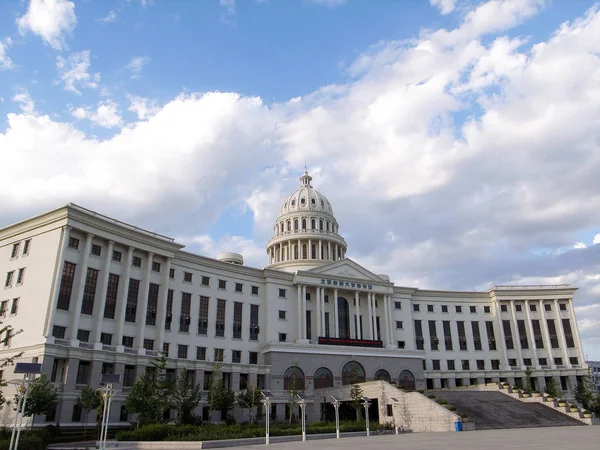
[136,252,154,352]
[539,301,554,368]
[553,299,570,368]
[318,240,322,260]
[524,300,539,368]
[367,293,374,340]
[494,300,510,370]
[298,239,301,259]
[44,225,71,337]
[157,258,171,350]
[297,285,303,340]
[327,242,331,261]
[320,287,326,335]
[333,288,339,338]
[93,240,114,345]
[383,293,390,345]
[568,299,585,359]
[509,301,524,368]
[335,244,338,261]
[315,286,322,340]
[302,284,307,338]
[70,233,94,341]
[387,295,394,346]
[115,246,134,350]
[354,291,360,339]
[287,241,291,260]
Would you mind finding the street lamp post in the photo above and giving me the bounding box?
[97,374,121,450]
[330,396,340,439]
[261,391,273,445]
[8,362,42,450]
[297,394,307,442]
[362,397,371,437]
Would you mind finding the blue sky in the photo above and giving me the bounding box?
[1,0,600,359]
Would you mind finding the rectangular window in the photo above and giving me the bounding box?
[11,243,19,258]
[216,299,226,337]
[397,341,405,349]
[218,279,226,289]
[91,244,101,256]
[470,306,476,313]
[394,301,402,309]
[532,319,544,348]
[125,279,140,322]
[306,310,312,340]
[251,285,259,295]
[249,351,258,364]
[428,321,438,351]
[427,304,434,312]
[0,301,7,316]
[214,348,224,362]
[57,262,76,310]
[457,321,467,350]
[112,250,122,262]
[169,268,175,279]
[530,304,537,312]
[201,276,210,286]
[132,256,142,267]
[180,292,192,333]
[501,304,508,312]
[81,268,99,315]
[165,289,174,330]
[545,304,552,312]
[240,373,248,391]
[432,360,441,370]
[151,261,161,272]
[485,321,496,351]
[462,360,470,370]
[325,312,330,337]
[198,296,209,335]
[414,320,424,350]
[396,320,403,329]
[232,350,241,363]
[143,339,154,350]
[52,325,66,339]
[515,304,522,312]
[456,305,462,313]
[569,357,578,365]
[77,329,90,342]
[76,361,90,385]
[559,303,567,311]
[413,304,420,312]
[562,319,575,347]
[235,283,243,293]
[122,336,134,348]
[163,343,169,357]
[517,319,529,349]
[539,358,547,366]
[508,359,517,367]
[447,360,455,370]
[305,292,311,301]
[502,320,514,349]
[477,360,485,370]
[178,344,188,359]
[554,357,563,366]
[471,321,482,351]
[22,240,30,255]
[484,306,491,313]
[10,298,19,315]
[203,372,212,391]
[123,365,135,387]
[100,333,112,345]
[68,237,79,250]
[16,268,25,285]
[441,305,448,313]
[4,271,13,287]
[184,272,193,282]
[145,283,159,326]
[103,273,119,319]
[196,346,206,360]
[279,333,287,342]
[279,310,287,320]
[233,302,243,339]
[250,305,259,340]
[523,358,532,367]
[278,288,286,298]
[547,319,560,348]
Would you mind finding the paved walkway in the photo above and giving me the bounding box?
[236,426,600,450]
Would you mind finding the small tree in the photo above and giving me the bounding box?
[523,366,533,394]
[237,386,262,424]
[125,372,165,427]
[573,368,598,413]
[20,374,58,426]
[172,369,203,424]
[350,382,364,421]
[0,319,23,409]
[286,366,304,424]
[76,386,102,437]
[207,362,235,421]
[543,378,562,399]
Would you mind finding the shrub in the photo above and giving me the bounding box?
[0,434,44,450]
[459,412,468,418]
[428,394,436,399]
[417,390,425,394]
[533,390,541,394]
[447,406,457,412]
[438,400,448,405]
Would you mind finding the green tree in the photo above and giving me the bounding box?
[0,318,23,408]
[523,366,533,394]
[207,362,235,421]
[237,386,262,424]
[171,369,203,424]
[286,365,304,424]
[76,386,102,437]
[573,368,598,414]
[124,372,164,427]
[20,374,58,426]
[543,378,562,399]
[350,382,364,422]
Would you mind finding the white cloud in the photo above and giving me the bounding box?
[126,94,159,120]
[430,0,456,15]
[594,234,600,245]
[12,89,36,115]
[574,242,587,249]
[56,50,100,94]
[177,234,266,269]
[98,10,117,24]
[71,100,122,128]
[126,56,150,79]
[0,37,13,70]
[16,0,77,50]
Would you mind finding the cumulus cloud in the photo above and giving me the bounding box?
[12,90,36,115]
[126,56,150,79]
[71,100,122,128]
[16,0,76,50]
[430,0,456,15]
[126,94,159,120]
[177,234,266,268]
[56,50,100,94]
[98,10,117,24]
[0,37,14,70]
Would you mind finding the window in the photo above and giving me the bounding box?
[457,321,467,350]
[52,326,66,339]
[428,321,438,351]
[123,365,136,387]
[196,347,206,360]
[523,358,532,367]
[447,360,455,371]
[569,357,578,365]
[77,329,90,342]
[76,361,90,385]
[559,303,567,311]
[249,351,258,364]
[198,296,209,335]
[233,302,243,339]
[0,301,7,316]
[422,360,427,370]
[240,373,249,391]
[500,304,508,312]
[250,305,259,340]
[455,305,462,313]
[11,243,19,258]
[15,268,25,285]
[471,321,482,350]
[470,306,476,313]
[414,320,424,350]
[178,345,188,359]
[394,301,402,309]
[122,336,134,348]
[10,298,18,315]
[278,288,286,298]
[306,292,311,301]
[544,304,552,312]
[125,279,140,322]
[491,360,500,370]
[443,321,453,350]
[477,360,485,370]
[547,319,559,348]
[396,320,403,329]
[413,304,420,312]
[112,250,122,262]
[132,256,142,267]
[484,306,491,313]
[427,304,434,312]
[485,321,496,350]
[146,283,159,326]
[532,320,544,348]
[515,304,522,312]
[554,357,563,366]
[163,343,169,357]
[202,276,210,286]
[22,240,30,255]
[169,268,175,279]
[216,299,226,337]
[279,310,287,320]
[325,312,330,337]
[562,319,575,347]
[441,305,448,313]
[432,360,441,370]
[184,272,193,283]
[251,285,259,295]
[81,268,99,315]
[103,273,119,319]
[502,320,514,349]
[235,283,243,293]
[91,244,101,256]
[279,333,287,342]
[218,279,226,289]
[538,358,547,366]
[152,261,161,272]
[57,262,76,310]
[530,304,537,312]
[462,360,470,370]
[143,339,154,350]
[68,237,79,250]
[4,271,14,287]
[397,341,405,349]
[214,348,224,362]
[180,292,192,333]
[100,333,112,345]
[517,320,529,349]
[232,350,241,363]
[508,359,517,367]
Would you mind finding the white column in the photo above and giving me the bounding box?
[509,301,524,368]
[524,300,539,368]
[320,287,326,335]
[315,286,321,340]
[302,284,307,339]
[383,293,391,345]
[494,300,510,370]
[298,239,301,259]
[354,291,360,339]
[287,241,291,261]
[318,240,322,260]
[367,293,374,340]
[93,240,114,345]
[327,242,331,261]
[115,246,134,350]
[568,298,585,361]
[136,252,154,352]
[335,244,338,261]
[308,239,312,259]
[70,233,94,341]
[157,258,171,351]
[44,225,71,337]
[333,288,339,338]
[297,284,303,341]
[387,295,394,346]
[553,299,570,368]
[539,300,554,367]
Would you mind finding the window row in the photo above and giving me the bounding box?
[499,302,569,312]
[4,268,26,288]
[275,217,339,234]
[427,357,582,371]
[414,304,490,314]
[0,298,19,316]
[9,239,31,259]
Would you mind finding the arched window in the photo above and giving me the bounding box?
[326,221,330,231]
[311,219,316,229]
[311,244,316,259]
[313,367,334,390]
[374,369,391,382]
[338,297,350,339]
[287,221,291,231]
[319,219,323,231]
[302,218,307,230]
[280,222,284,233]
[294,219,298,231]
[284,366,305,390]
[342,361,366,385]
[398,370,416,391]
[302,244,308,259]
[294,245,298,259]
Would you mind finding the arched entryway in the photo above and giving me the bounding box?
[342,361,366,385]
[374,369,391,382]
[284,366,305,390]
[398,370,416,391]
[338,297,350,338]
[313,367,334,390]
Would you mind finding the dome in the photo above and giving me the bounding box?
[280,171,334,217]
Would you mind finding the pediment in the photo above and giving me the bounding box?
[306,259,388,283]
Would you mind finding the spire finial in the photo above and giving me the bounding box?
[299,164,312,188]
